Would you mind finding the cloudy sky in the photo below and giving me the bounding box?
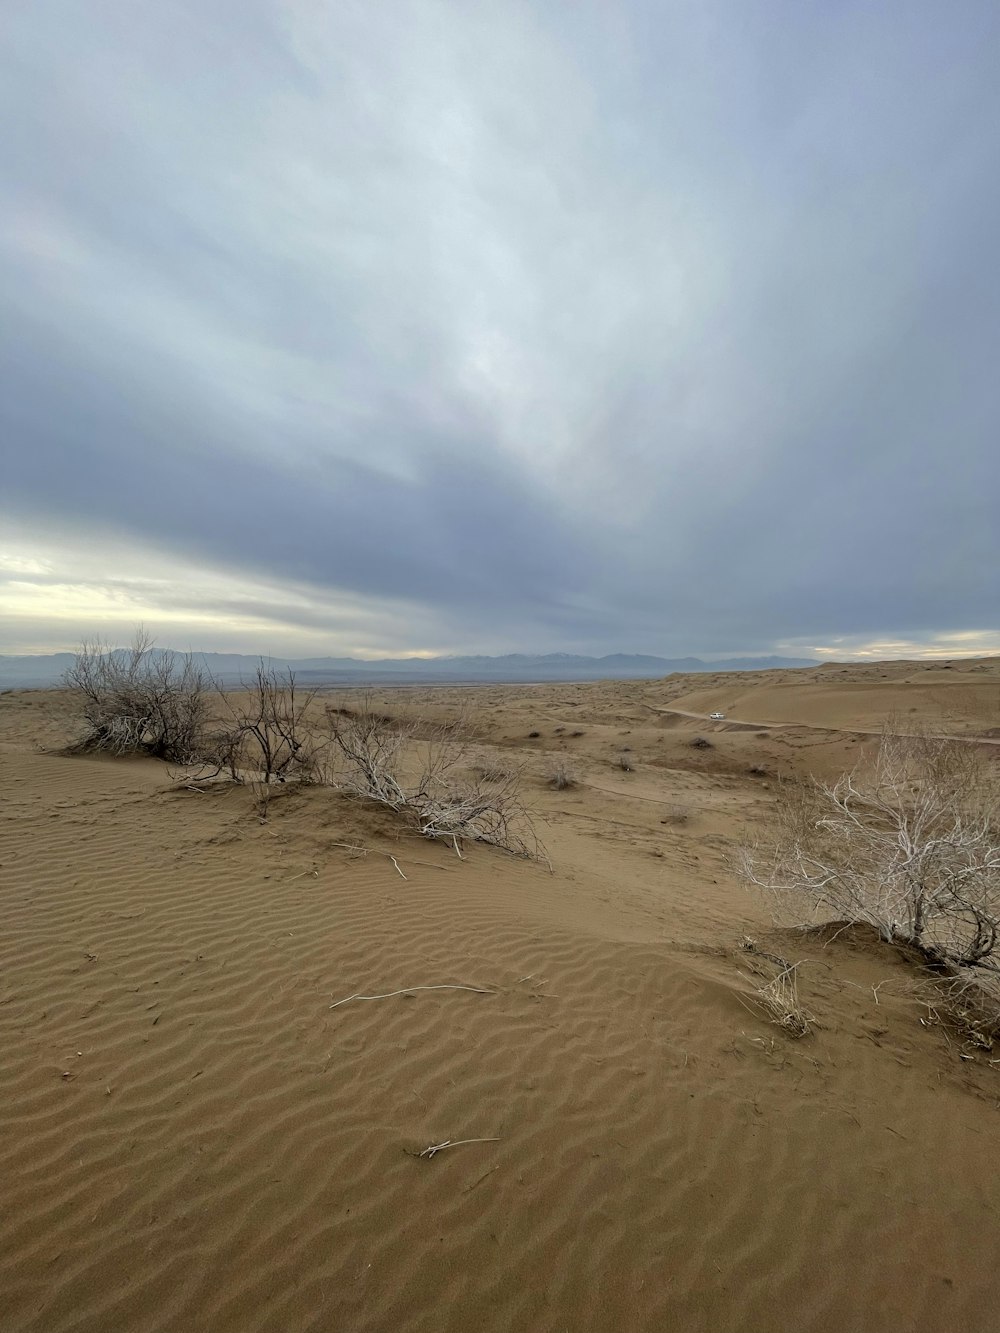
[3,1,998,661]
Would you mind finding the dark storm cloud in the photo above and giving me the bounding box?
[2,0,998,655]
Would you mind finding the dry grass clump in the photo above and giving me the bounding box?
[915,967,1000,1057]
[660,804,690,825]
[737,938,814,1038]
[547,759,577,790]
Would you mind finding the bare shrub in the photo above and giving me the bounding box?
[176,665,324,802]
[916,967,1000,1053]
[660,804,690,825]
[326,703,413,808]
[617,752,634,772]
[224,665,320,785]
[416,764,536,858]
[327,704,538,857]
[737,730,1000,999]
[196,725,244,782]
[64,630,208,762]
[547,759,577,790]
[184,665,322,789]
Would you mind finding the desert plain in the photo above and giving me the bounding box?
[2,656,1000,1333]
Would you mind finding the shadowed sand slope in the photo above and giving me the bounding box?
[2,666,1000,1333]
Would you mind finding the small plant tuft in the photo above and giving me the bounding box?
[547,759,577,791]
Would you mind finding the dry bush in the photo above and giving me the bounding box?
[617,752,634,772]
[64,629,209,762]
[737,729,1000,1026]
[183,665,323,793]
[915,966,1000,1054]
[660,804,690,825]
[416,765,536,858]
[326,704,538,857]
[326,703,413,807]
[547,759,577,790]
[224,665,320,784]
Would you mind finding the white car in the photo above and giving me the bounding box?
[709,711,725,720]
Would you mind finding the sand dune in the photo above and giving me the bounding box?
[2,659,999,1332]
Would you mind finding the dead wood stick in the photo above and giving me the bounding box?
[330,983,495,1009]
[417,1137,500,1159]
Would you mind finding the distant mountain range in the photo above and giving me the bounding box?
[0,650,817,690]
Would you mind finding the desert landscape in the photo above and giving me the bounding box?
[1,656,999,1333]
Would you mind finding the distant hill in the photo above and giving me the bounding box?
[0,650,818,690]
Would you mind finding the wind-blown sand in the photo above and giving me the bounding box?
[2,658,999,1332]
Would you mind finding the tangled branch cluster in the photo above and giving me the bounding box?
[64,631,208,763]
[328,706,538,858]
[63,634,541,859]
[739,732,1000,968]
[737,730,1000,1037]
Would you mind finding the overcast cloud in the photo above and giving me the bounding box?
[2,0,998,659]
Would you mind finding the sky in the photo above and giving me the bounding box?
[2,0,999,662]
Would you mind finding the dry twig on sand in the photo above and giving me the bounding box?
[330,984,496,1009]
[327,842,407,878]
[414,1138,501,1160]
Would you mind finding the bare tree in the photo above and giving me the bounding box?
[64,629,208,762]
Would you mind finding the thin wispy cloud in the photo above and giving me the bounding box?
[3,1,998,658]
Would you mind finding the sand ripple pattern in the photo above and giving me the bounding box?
[2,750,999,1332]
